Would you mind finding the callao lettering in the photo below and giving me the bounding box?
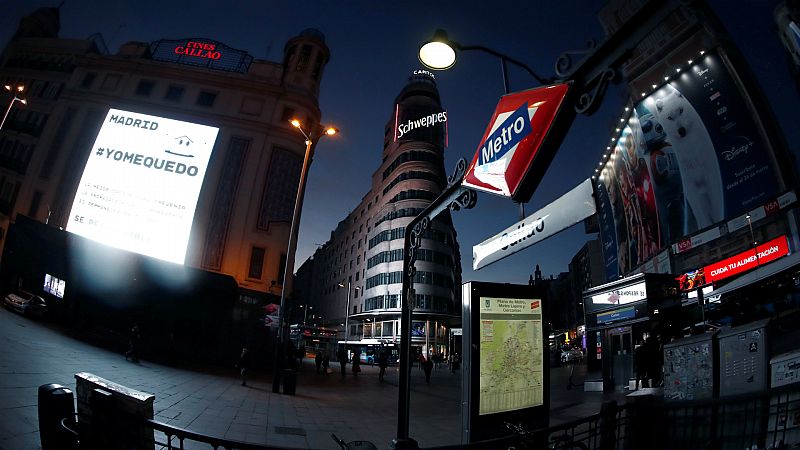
[173,41,222,60]
[500,216,546,251]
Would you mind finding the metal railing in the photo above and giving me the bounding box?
[147,419,301,450]
[52,383,800,450]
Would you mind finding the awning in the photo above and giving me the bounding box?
[706,251,800,300]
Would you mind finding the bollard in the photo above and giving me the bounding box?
[283,369,297,395]
[38,383,78,450]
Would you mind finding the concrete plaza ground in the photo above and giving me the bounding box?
[0,306,625,450]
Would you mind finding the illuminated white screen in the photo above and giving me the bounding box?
[67,109,218,264]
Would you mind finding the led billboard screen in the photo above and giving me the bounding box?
[67,109,218,264]
[597,52,780,278]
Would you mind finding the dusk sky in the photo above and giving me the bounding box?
[2,0,798,286]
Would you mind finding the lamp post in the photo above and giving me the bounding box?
[746,214,760,269]
[1,84,27,131]
[419,29,552,92]
[301,304,312,326]
[271,119,338,394]
[419,30,553,220]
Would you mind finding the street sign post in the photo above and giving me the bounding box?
[472,179,596,270]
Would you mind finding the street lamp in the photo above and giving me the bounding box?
[746,214,760,269]
[300,304,312,326]
[1,84,27,131]
[271,118,338,394]
[418,29,552,93]
[420,29,552,221]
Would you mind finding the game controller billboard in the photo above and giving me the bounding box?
[597,51,780,278]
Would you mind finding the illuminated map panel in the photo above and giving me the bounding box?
[67,109,218,264]
[479,296,544,415]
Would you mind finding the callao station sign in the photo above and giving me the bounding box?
[463,83,571,202]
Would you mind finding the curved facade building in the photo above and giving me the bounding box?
[295,71,461,358]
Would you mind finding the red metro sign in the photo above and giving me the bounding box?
[463,83,571,202]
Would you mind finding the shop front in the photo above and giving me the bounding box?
[583,273,679,391]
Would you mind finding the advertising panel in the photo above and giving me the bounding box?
[590,281,647,306]
[478,297,544,415]
[461,282,548,443]
[150,38,253,73]
[677,235,791,290]
[43,274,65,299]
[472,179,596,270]
[67,109,219,264]
[598,52,781,276]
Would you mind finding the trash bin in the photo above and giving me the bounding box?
[38,383,78,450]
[283,369,297,395]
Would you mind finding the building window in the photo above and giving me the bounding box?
[258,147,302,229]
[200,137,250,270]
[296,44,312,72]
[248,247,265,279]
[197,91,217,107]
[164,85,184,102]
[135,80,155,96]
[28,190,42,217]
[80,72,96,89]
[100,74,121,91]
[311,54,324,80]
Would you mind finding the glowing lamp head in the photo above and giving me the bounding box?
[290,119,301,128]
[325,127,338,136]
[19,99,27,105]
[418,29,457,70]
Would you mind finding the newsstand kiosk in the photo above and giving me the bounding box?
[583,273,680,391]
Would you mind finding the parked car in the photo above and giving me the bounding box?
[3,291,47,318]
[560,348,583,363]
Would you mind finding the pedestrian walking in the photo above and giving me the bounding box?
[451,353,461,373]
[315,350,323,374]
[378,351,388,382]
[646,336,662,388]
[337,347,347,378]
[422,356,434,384]
[322,352,330,376]
[125,323,141,363]
[236,347,250,386]
[352,351,361,377]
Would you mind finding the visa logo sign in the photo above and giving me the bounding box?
[479,103,532,166]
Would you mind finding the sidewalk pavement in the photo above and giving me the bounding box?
[0,307,627,450]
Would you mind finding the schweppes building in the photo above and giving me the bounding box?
[294,71,461,360]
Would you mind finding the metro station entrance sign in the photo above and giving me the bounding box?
[463,83,571,202]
